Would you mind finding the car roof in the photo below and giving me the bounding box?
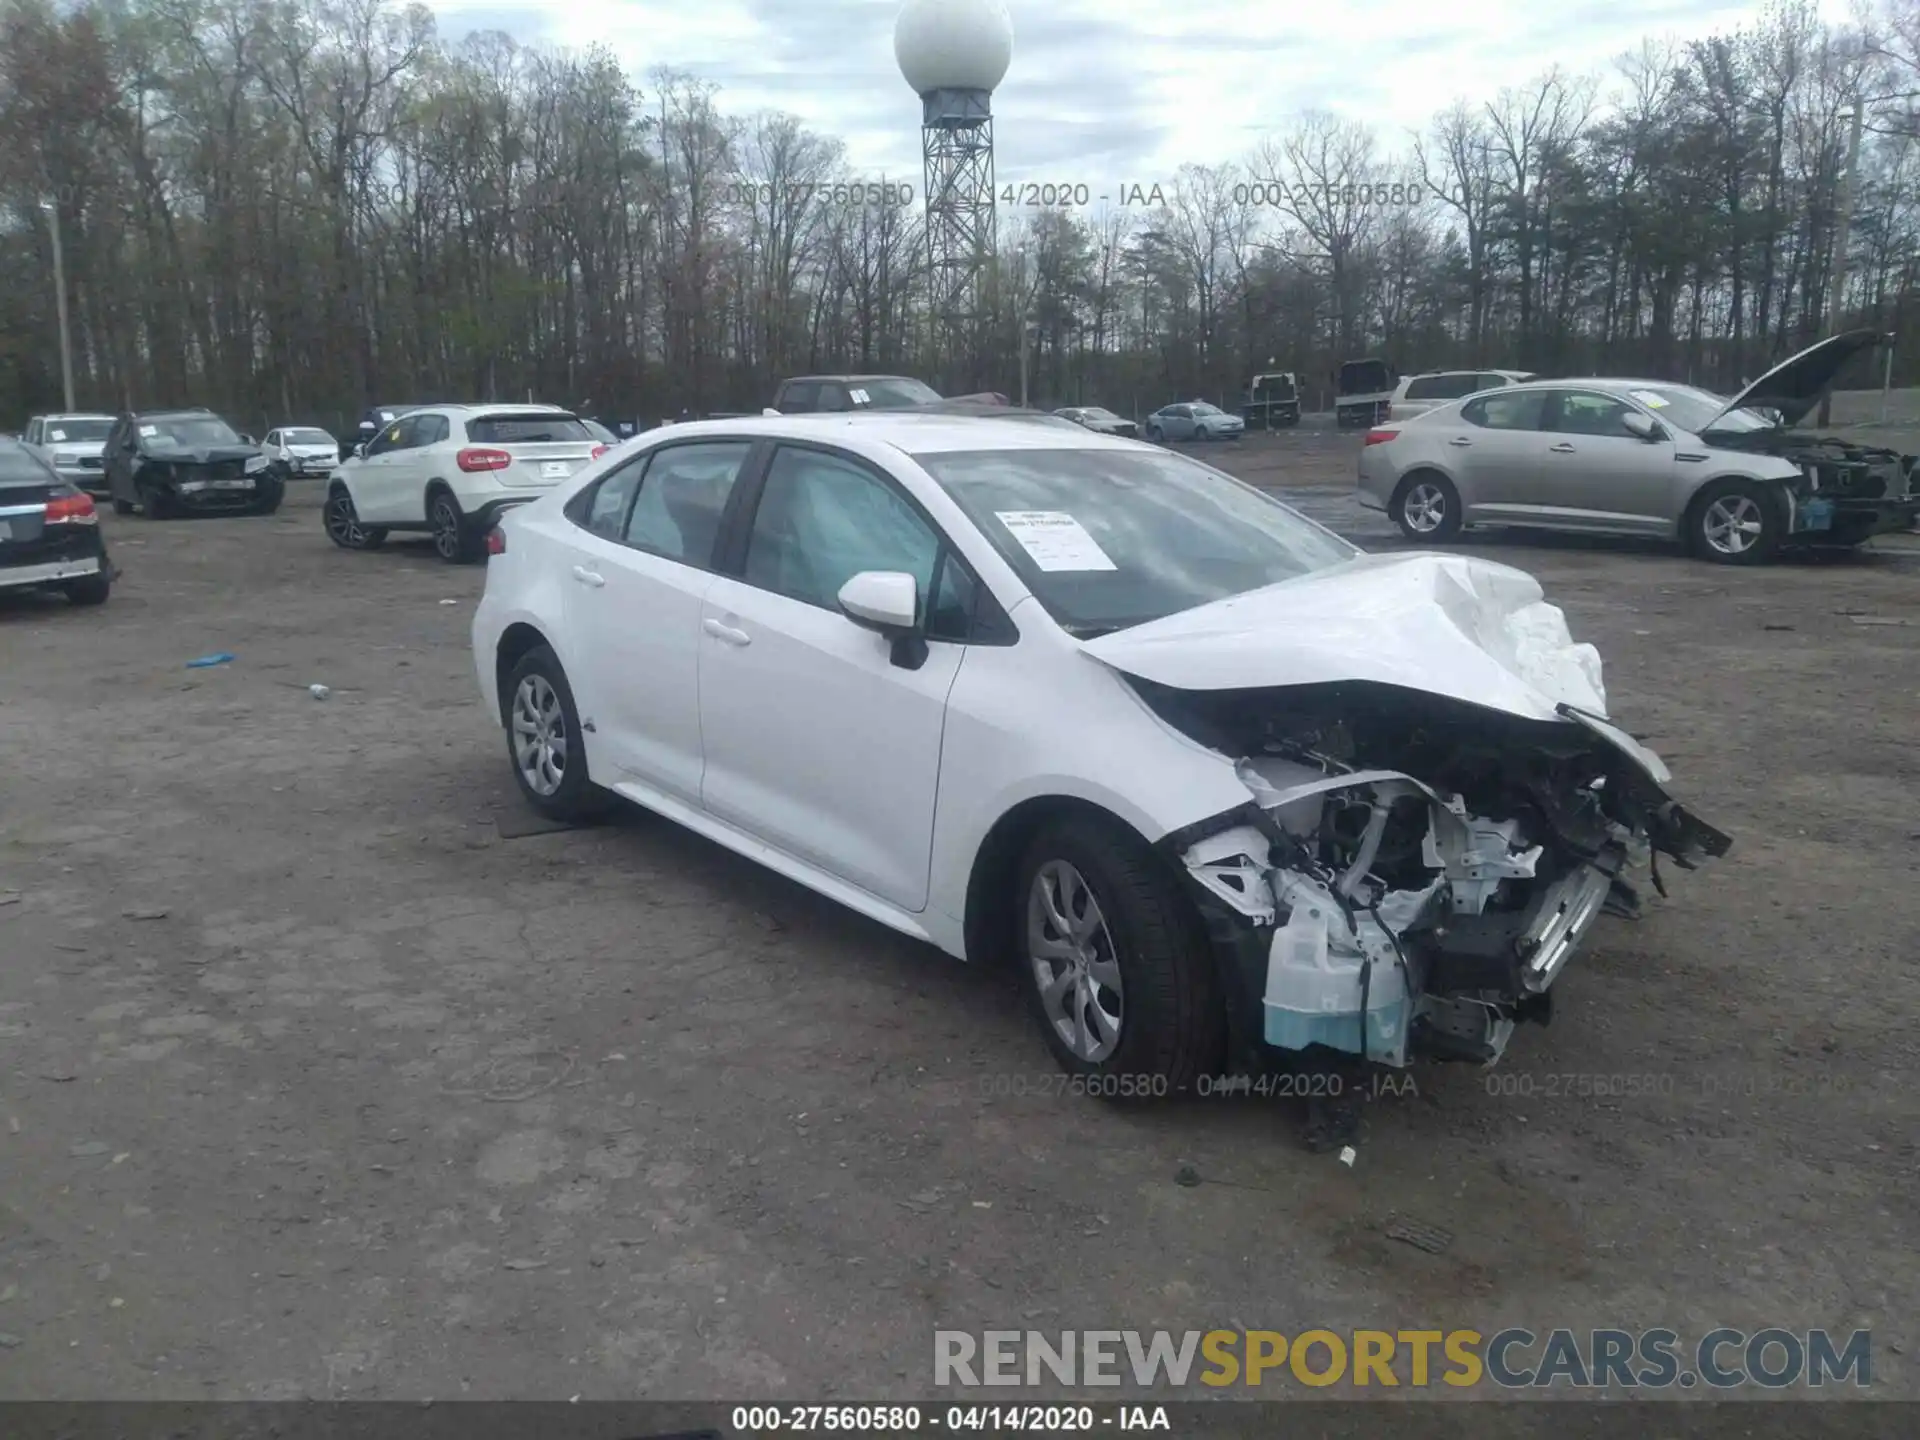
[782,374,921,384]
[40,412,115,421]
[133,407,220,419]
[630,411,1138,456]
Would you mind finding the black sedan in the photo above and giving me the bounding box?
[103,408,281,518]
[0,438,112,605]
[1053,405,1140,438]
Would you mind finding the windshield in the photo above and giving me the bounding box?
[44,419,112,443]
[143,415,243,449]
[851,378,942,408]
[285,428,335,445]
[915,448,1358,637]
[1621,385,1775,435]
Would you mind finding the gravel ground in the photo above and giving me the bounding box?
[1,432,1917,1411]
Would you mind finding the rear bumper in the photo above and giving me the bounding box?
[1,527,105,589]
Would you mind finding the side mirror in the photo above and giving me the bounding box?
[837,571,927,669]
[353,442,368,459]
[1621,411,1659,441]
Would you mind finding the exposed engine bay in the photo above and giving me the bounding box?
[1709,429,1920,540]
[1145,679,1733,1071]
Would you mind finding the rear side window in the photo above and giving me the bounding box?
[466,413,592,444]
[1463,391,1548,431]
[571,462,645,540]
[777,382,820,412]
[623,442,753,566]
[1476,373,1515,390]
[1408,373,1482,401]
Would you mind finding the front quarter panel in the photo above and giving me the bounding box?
[926,608,1254,950]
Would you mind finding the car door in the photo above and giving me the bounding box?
[1441,388,1554,516]
[394,413,452,518]
[1531,390,1676,534]
[561,439,755,804]
[353,415,425,523]
[696,441,967,913]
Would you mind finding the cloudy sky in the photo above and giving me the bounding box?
[427,0,1855,185]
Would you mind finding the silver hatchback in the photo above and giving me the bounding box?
[1355,331,1920,564]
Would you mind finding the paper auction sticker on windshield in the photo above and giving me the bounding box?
[1629,389,1670,408]
[138,424,158,436]
[995,510,1117,572]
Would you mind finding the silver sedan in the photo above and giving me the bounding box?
[1355,331,1920,564]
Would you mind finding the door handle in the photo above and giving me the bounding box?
[571,565,605,588]
[703,617,752,646]
[1448,436,1472,447]
[1549,442,1576,453]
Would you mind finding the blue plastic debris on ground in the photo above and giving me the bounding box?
[184,653,236,668]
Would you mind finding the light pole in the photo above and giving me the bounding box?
[39,198,75,412]
[1819,88,1920,426]
[1014,243,1035,409]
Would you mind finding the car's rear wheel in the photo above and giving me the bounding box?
[1689,479,1782,565]
[1391,470,1462,542]
[63,573,110,606]
[323,486,386,550]
[502,646,610,822]
[1016,816,1222,1094]
[110,495,134,516]
[430,491,480,564]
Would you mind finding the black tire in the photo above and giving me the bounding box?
[1145,425,1163,443]
[1390,469,1463,542]
[252,478,284,516]
[1014,815,1222,1094]
[63,572,110,606]
[429,490,480,564]
[110,495,134,516]
[323,485,387,550]
[501,645,611,823]
[1687,478,1782,565]
[139,481,174,520]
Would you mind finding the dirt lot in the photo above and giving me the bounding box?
[2,430,1918,1409]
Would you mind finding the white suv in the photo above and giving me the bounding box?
[1387,369,1535,423]
[322,404,608,562]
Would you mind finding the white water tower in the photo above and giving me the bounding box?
[895,0,1013,366]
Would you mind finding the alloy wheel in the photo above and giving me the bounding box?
[511,674,567,797]
[1403,481,1448,533]
[1701,494,1763,556]
[1026,860,1124,1063]
[431,497,462,560]
[325,492,366,547]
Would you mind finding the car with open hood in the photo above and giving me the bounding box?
[22,412,115,495]
[0,437,113,605]
[470,412,1730,1142]
[1356,329,1919,562]
[103,408,280,519]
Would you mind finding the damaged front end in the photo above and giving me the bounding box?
[1152,680,1732,1072]
[1708,429,1920,543]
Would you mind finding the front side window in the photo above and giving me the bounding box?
[1550,392,1641,438]
[916,446,1356,638]
[744,446,939,612]
[1462,391,1549,431]
[623,441,752,566]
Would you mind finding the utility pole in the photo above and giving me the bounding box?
[1882,332,1896,427]
[41,198,75,412]
[1817,100,1865,427]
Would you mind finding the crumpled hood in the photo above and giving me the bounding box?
[1080,552,1607,725]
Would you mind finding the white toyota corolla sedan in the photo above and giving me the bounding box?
[471,412,1730,1103]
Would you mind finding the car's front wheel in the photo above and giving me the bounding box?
[1016,816,1221,1093]
[252,477,284,515]
[430,491,481,564]
[323,485,387,550]
[1391,471,1463,542]
[1689,479,1782,565]
[139,481,175,520]
[502,645,610,822]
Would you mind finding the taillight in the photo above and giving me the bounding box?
[485,526,507,555]
[44,490,98,525]
[457,447,512,472]
[1363,428,1398,446]
[590,444,608,460]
